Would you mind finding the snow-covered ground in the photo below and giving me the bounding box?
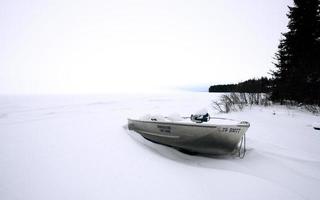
[0,92,320,200]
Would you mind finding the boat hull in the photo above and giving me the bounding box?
[128,119,249,155]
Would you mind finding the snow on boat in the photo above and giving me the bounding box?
[128,113,250,156]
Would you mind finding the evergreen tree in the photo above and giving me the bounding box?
[208,77,272,93]
[272,0,320,105]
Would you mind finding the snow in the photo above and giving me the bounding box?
[0,92,320,200]
[313,122,320,130]
[194,108,209,115]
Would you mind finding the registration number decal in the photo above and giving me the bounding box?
[157,125,171,133]
[219,127,241,134]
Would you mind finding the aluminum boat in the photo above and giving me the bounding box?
[128,114,250,156]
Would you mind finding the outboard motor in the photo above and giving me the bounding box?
[191,113,210,123]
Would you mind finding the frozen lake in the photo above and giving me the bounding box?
[0,92,320,200]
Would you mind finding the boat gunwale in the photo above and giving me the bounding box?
[128,118,250,128]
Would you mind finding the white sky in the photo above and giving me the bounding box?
[0,0,292,94]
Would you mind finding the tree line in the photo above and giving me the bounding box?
[209,77,272,93]
[209,0,320,106]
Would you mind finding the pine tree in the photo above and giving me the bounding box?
[272,0,320,105]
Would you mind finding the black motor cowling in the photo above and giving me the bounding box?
[190,113,210,123]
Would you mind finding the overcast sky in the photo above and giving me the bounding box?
[0,0,292,94]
